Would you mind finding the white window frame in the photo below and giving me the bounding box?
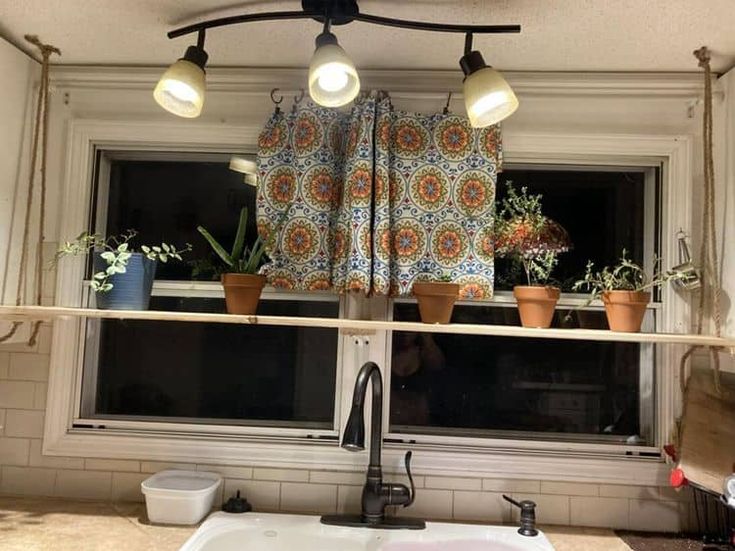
[44,120,691,485]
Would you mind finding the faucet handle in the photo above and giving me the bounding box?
[403,450,416,507]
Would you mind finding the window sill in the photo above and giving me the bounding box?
[42,425,669,487]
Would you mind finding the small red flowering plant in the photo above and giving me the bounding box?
[494,183,571,286]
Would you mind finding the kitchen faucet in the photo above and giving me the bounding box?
[321,361,425,529]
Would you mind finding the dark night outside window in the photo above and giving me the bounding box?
[82,155,339,429]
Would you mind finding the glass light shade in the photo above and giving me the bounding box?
[463,66,519,128]
[308,43,360,107]
[153,59,206,118]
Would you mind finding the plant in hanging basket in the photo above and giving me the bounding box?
[572,250,685,332]
[494,183,571,328]
[411,273,460,324]
[56,230,191,310]
[197,207,271,315]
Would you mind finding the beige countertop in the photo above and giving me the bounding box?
[0,497,632,551]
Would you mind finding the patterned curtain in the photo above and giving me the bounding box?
[256,93,502,299]
[373,106,501,299]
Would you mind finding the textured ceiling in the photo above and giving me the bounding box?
[1,0,734,72]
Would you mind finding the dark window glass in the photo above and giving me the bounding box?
[103,159,256,281]
[390,303,645,443]
[496,169,648,291]
[82,297,339,429]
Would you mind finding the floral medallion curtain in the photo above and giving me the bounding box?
[257,93,502,299]
[373,108,502,299]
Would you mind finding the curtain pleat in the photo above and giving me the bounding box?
[257,93,502,299]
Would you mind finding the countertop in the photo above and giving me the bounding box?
[0,496,633,551]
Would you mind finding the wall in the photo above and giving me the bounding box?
[0,38,38,343]
[0,65,714,531]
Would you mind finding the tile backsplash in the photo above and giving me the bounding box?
[0,244,692,532]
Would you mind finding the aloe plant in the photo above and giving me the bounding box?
[197,207,268,274]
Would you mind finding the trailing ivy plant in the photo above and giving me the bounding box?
[56,230,191,292]
[494,183,571,286]
[197,207,270,275]
[571,249,684,302]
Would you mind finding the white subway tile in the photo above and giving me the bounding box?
[29,439,84,469]
[140,461,196,473]
[0,437,30,465]
[310,470,364,486]
[482,479,541,493]
[570,496,629,529]
[0,335,38,354]
[0,409,5,435]
[33,382,47,410]
[540,481,599,496]
[280,482,337,514]
[253,467,309,482]
[224,479,280,511]
[4,409,44,438]
[8,353,49,381]
[55,469,112,500]
[0,353,9,378]
[85,458,140,472]
[384,473,424,489]
[453,491,511,523]
[511,493,570,526]
[337,485,363,514]
[1,466,56,496]
[401,488,452,520]
[425,476,481,491]
[0,380,35,408]
[111,472,148,502]
[599,484,658,499]
[197,464,253,480]
[628,499,684,532]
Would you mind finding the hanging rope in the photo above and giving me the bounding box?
[678,46,723,395]
[0,36,60,345]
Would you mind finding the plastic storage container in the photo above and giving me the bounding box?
[141,470,222,525]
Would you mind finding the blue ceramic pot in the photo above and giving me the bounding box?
[93,252,157,310]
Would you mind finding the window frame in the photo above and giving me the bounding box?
[382,162,660,452]
[44,120,691,485]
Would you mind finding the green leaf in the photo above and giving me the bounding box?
[117,243,129,253]
[141,245,150,253]
[197,226,234,267]
[162,243,170,253]
[231,207,248,262]
[100,251,116,262]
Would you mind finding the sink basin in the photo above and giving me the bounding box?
[179,512,555,551]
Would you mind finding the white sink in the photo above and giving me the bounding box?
[179,512,555,551]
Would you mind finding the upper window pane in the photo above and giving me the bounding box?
[102,157,256,281]
[496,168,648,291]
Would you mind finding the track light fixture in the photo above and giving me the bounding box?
[158,1,520,123]
[154,30,208,118]
[308,19,360,107]
[459,33,518,127]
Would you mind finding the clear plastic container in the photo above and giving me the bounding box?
[141,469,222,525]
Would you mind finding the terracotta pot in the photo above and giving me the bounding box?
[513,285,560,328]
[412,282,460,324]
[221,273,266,315]
[602,290,651,332]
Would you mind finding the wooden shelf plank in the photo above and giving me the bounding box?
[1,305,733,348]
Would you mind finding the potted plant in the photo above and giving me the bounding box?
[494,184,571,328]
[197,207,269,315]
[56,230,191,310]
[412,275,460,324]
[572,250,684,332]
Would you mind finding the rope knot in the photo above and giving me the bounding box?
[693,46,711,69]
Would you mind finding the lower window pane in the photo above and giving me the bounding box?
[390,303,649,444]
[82,297,339,429]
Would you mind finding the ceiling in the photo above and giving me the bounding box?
[1,0,734,72]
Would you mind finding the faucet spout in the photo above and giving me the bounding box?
[321,361,424,530]
[341,361,382,469]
